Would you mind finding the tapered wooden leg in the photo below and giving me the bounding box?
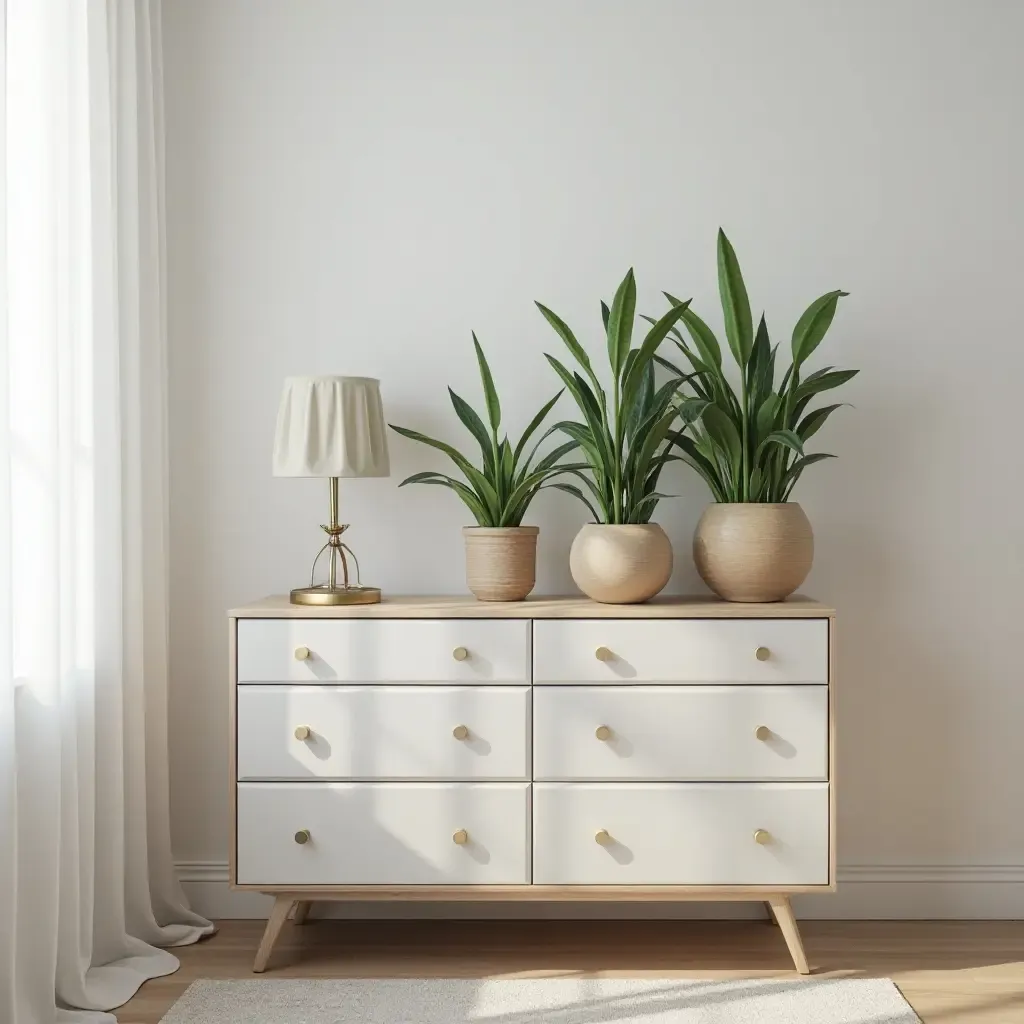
[764,900,778,925]
[253,896,294,973]
[291,900,312,925]
[768,897,810,974]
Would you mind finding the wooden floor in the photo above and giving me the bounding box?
[116,919,1024,1023]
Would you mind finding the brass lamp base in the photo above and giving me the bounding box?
[290,585,381,606]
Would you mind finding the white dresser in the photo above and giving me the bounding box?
[230,595,835,973]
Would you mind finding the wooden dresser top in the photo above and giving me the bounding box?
[230,594,834,619]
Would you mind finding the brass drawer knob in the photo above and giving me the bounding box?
[754,725,771,741]
[594,829,613,846]
[595,646,613,662]
[595,725,612,741]
[452,646,469,662]
[294,646,311,661]
[452,829,469,845]
[753,829,772,845]
[755,646,771,662]
[294,725,312,741]
[294,829,311,845]
[452,724,470,741]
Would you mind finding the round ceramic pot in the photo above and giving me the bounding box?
[693,502,813,603]
[463,526,539,602]
[569,523,673,604]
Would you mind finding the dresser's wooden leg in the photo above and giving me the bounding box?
[768,897,810,974]
[291,900,313,925]
[764,900,778,925]
[253,896,294,973]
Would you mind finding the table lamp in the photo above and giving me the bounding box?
[273,376,390,605]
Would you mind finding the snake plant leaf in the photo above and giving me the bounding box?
[541,481,600,523]
[754,428,804,461]
[622,298,691,408]
[701,403,742,476]
[606,268,636,381]
[512,389,564,470]
[532,440,583,475]
[448,387,495,474]
[601,301,610,332]
[471,332,501,435]
[755,393,781,440]
[717,229,754,368]
[396,472,490,526]
[781,452,836,499]
[388,424,482,482]
[536,302,603,400]
[625,360,655,439]
[797,403,847,441]
[792,290,849,368]
[747,314,772,396]
[793,368,859,402]
[678,306,724,370]
[677,397,711,425]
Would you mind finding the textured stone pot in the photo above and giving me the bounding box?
[693,503,814,603]
[569,523,673,604]
[463,526,539,602]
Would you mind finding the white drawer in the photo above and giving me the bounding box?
[533,782,829,885]
[237,685,530,781]
[236,619,530,683]
[533,619,828,684]
[236,782,530,885]
[533,685,827,782]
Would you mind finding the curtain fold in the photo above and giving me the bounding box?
[1,3,214,1022]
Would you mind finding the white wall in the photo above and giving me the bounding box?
[162,0,1024,916]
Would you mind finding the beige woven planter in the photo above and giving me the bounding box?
[693,502,814,603]
[569,523,673,604]
[463,526,539,602]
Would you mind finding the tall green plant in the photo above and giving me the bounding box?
[656,230,856,503]
[536,270,692,523]
[389,335,581,526]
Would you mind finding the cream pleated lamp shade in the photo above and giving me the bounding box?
[272,376,390,478]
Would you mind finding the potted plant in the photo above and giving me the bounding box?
[389,335,578,601]
[658,229,857,602]
[535,269,692,603]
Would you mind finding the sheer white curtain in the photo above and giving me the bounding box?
[1,2,213,1022]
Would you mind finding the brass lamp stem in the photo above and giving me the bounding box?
[328,477,341,589]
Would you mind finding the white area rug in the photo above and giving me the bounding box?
[159,978,921,1023]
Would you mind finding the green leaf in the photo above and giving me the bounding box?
[396,472,490,526]
[791,290,848,368]
[797,403,847,441]
[388,424,499,521]
[794,369,858,402]
[471,332,501,435]
[621,298,691,406]
[447,388,494,473]
[606,268,636,380]
[717,229,754,368]
[700,404,742,470]
[512,389,564,471]
[536,301,604,402]
[600,301,610,332]
[781,452,836,498]
[677,306,723,369]
[542,481,600,523]
[755,428,804,460]
[677,397,710,425]
[754,393,781,440]
[747,314,772,397]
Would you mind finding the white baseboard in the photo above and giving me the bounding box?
[177,861,1024,920]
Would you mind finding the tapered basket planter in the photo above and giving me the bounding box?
[569,523,673,604]
[463,526,539,602]
[694,502,813,603]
